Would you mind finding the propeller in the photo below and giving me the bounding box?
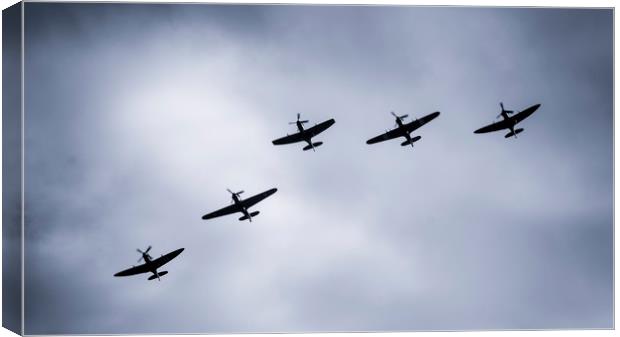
[391,111,409,127]
[391,111,409,120]
[137,246,152,262]
[289,113,309,125]
[227,188,244,201]
[227,188,244,195]
[497,102,514,118]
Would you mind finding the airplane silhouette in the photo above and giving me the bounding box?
[272,113,336,151]
[366,111,440,147]
[474,102,541,138]
[114,246,184,281]
[202,188,277,222]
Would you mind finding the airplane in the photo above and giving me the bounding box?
[272,113,336,151]
[114,246,184,281]
[366,111,440,148]
[474,102,541,138]
[201,188,277,222]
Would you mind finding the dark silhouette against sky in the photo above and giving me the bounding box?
[23,4,612,334]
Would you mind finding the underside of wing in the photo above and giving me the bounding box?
[405,111,441,133]
[114,263,150,277]
[305,119,336,138]
[272,132,305,145]
[202,203,241,220]
[474,119,511,134]
[151,248,185,269]
[241,188,278,208]
[513,104,541,125]
[366,128,403,144]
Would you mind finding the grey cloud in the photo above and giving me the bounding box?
[22,4,612,334]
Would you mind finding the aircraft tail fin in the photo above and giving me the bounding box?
[239,211,260,221]
[401,136,421,146]
[504,128,524,138]
[303,142,323,151]
[148,271,168,281]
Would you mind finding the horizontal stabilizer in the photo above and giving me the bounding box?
[148,271,168,281]
[239,211,260,221]
[504,128,524,138]
[401,136,421,146]
[303,142,323,151]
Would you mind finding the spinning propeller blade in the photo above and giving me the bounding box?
[391,111,408,120]
[498,102,514,118]
[227,188,244,198]
[136,246,152,262]
[289,113,308,125]
[391,111,408,127]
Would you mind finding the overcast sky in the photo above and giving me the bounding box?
[23,4,612,334]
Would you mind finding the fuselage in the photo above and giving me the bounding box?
[296,121,314,146]
[142,253,159,275]
[395,117,412,143]
[296,121,305,133]
[500,111,516,133]
[232,194,251,220]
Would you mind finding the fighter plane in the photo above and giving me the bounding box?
[272,114,336,151]
[366,111,440,147]
[474,102,541,138]
[114,246,184,281]
[201,188,277,222]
